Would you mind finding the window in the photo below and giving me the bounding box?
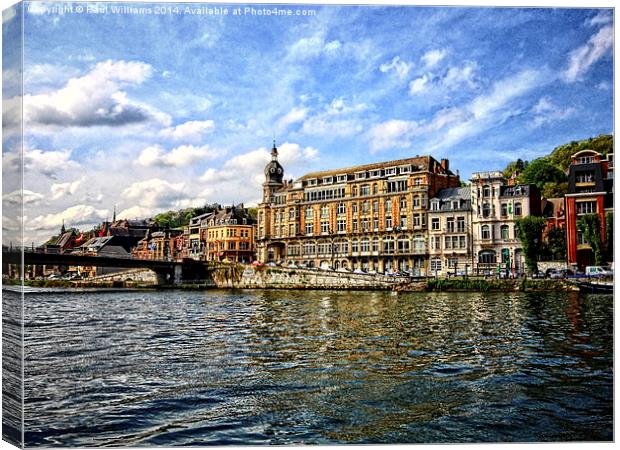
[448,258,458,269]
[352,239,359,253]
[228,242,236,250]
[501,203,508,217]
[318,242,331,255]
[483,185,491,197]
[337,203,346,215]
[481,225,491,240]
[430,258,442,272]
[577,156,594,164]
[459,236,466,248]
[352,219,358,232]
[387,180,408,193]
[360,185,370,196]
[514,202,522,216]
[577,230,587,245]
[433,236,441,250]
[373,200,379,213]
[430,201,439,211]
[400,196,407,209]
[305,222,314,235]
[321,221,329,233]
[479,251,496,264]
[446,217,455,233]
[385,199,392,211]
[385,216,392,229]
[576,172,595,183]
[362,201,370,214]
[361,238,370,253]
[452,201,459,210]
[383,237,395,254]
[431,218,440,231]
[373,217,379,230]
[362,218,370,232]
[321,204,329,218]
[289,224,295,236]
[413,215,420,227]
[337,219,346,232]
[400,215,407,228]
[352,186,358,196]
[501,225,509,240]
[397,237,410,253]
[482,203,491,218]
[372,183,378,195]
[445,236,452,249]
[372,237,379,252]
[576,201,597,215]
[352,203,358,214]
[457,217,465,232]
[304,243,316,256]
[305,207,314,219]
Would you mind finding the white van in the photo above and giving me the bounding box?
[585,266,611,277]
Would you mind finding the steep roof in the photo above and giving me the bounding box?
[434,186,470,200]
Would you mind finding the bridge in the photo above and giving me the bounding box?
[2,249,219,285]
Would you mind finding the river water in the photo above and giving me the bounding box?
[18,289,613,445]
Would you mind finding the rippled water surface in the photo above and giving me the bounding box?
[23,289,612,445]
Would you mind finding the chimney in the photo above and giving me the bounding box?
[441,159,449,172]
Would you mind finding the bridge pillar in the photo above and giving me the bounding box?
[174,265,183,285]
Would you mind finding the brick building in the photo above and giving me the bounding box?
[257,143,460,273]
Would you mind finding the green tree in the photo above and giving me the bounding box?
[516,216,547,273]
[577,214,605,265]
[549,134,614,171]
[605,212,613,261]
[544,226,567,261]
[503,158,528,179]
[518,157,567,191]
[541,181,568,199]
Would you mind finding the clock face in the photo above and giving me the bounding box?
[277,168,283,174]
[270,167,275,173]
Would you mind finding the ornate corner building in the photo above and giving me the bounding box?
[256,143,460,274]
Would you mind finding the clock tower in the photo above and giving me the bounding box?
[262,141,284,202]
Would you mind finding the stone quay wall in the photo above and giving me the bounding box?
[211,265,424,290]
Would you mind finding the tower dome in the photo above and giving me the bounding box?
[264,141,284,184]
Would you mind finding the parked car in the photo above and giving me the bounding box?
[531,271,546,279]
[545,268,564,279]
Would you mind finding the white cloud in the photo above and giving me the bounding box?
[24,60,170,128]
[597,80,611,91]
[2,147,81,179]
[276,107,308,131]
[379,56,414,80]
[370,69,543,152]
[563,25,613,83]
[2,6,16,24]
[443,62,478,90]
[119,178,205,218]
[409,75,430,94]
[199,142,319,206]
[160,119,214,141]
[421,49,447,68]
[587,11,612,27]
[28,205,110,231]
[51,177,84,200]
[367,119,419,152]
[300,97,367,137]
[24,64,81,91]
[529,96,576,128]
[3,189,45,207]
[136,144,220,168]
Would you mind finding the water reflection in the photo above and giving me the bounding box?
[22,289,612,445]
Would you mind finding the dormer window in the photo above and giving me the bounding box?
[308,179,317,186]
[336,174,347,183]
[322,177,333,184]
[430,201,439,211]
[385,167,397,176]
[400,165,411,173]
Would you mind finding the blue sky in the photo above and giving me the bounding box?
[1,1,614,244]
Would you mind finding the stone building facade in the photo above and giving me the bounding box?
[470,171,541,275]
[204,205,255,263]
[428,187,473,276]
[257,144,460,273]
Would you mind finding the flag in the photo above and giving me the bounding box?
[75,232,84,244]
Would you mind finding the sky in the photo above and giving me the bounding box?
[1,1,614,245]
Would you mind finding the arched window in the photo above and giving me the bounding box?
[482,203,491,218]
[351,239,359,253]
[500,225,510,240]
[361,238,370,252]
[481,225,491,240]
